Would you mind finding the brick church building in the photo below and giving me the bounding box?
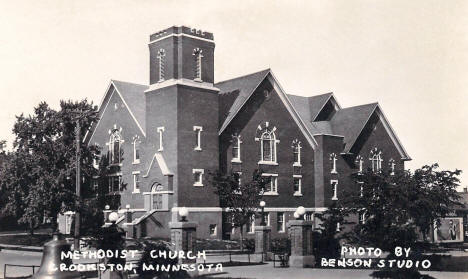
[77,26,410,239]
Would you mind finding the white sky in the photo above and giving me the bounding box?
[1,0,467,187]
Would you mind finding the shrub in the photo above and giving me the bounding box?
[242,238,255,251]
[271,237,290,254]
[136,240,187,279]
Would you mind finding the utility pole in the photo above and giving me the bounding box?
[74,115,81,251]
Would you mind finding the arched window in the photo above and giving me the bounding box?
[261,131,276,162]
[109,130,122,164]
[151,183,164,210]
[292,139,301,166]
[370,148,383,172]
[133,136,140,164]
[355,155,364,173]
[157,49,166,82]
[193,48,203,81]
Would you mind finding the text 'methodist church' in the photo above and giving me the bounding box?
[61,26,410,239]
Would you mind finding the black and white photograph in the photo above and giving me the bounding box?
[0,1,467,278]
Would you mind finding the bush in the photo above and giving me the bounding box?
[271,237,290,254]
[242,238,255,251]
[136,240,187,279]
[313,231,341,260]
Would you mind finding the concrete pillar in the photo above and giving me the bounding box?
[254,225,271,261]
[287,219,315,267]
[169,221,198,277]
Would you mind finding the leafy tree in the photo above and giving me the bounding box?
[314,201,350,260]
[208,170,267,250]
[0,100,100,234]
[340,164,462,252]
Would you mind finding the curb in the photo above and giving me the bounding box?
[0,244,43,253]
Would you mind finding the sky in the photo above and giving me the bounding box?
[0,1,467,187]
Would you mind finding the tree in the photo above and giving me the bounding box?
[340,164,462,252]
[314,201,350,260]
[208,170,267,250]
[0,100,100,234]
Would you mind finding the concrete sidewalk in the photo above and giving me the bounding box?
[199,262,468,279]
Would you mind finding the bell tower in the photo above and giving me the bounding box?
[148,26,215,85]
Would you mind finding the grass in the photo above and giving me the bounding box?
[0,234,52,247]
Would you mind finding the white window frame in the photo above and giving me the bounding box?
[355,155,364,173]
[293,175,302,196]
[132,171,141,193]
[304,212,313,221]
[277,212,285,233]
[109,130,123,165]
[336,222,341,232]
[330,153,338,174]
[193,48,203,82]
[234,171,242,195]
[132,137,140,164]
[263,212,271,226]
[389,159,396,175]
[370,148,383,172]
[193,126,203,151]
[258,130,279,165]
[358,181,364,197]
[109,175,122,193]
[193,169,204,186]
[157,49,166,82]
[248,214,255,234]
[292,140,302,167]
[209,224,217,236]
[331,179,338,200]
[157,127,165,152]
[231,135,242,163]
[262,173,278,195]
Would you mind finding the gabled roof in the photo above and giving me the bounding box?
[85,80,148,142]
[217,69,271,132]
[111,80,148,135]
[329,103,379,153]
[217,68,409,160]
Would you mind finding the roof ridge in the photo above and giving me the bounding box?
[215,68,270,85]
[340,102,378,110]
[111,79,148,87]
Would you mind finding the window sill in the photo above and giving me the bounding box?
[231,158,242,164]
[193,183,204,187]
[277,230,285,233]
[132,161,140,165]
[132,190,140,194]
[258,161,278,166]
[293,193,303,196]
[158,148,163,152]
[293,163,302,167]
[194,147,202,151]
[331,170,338,174]
[331,197,338,201]
[263,192,279,196]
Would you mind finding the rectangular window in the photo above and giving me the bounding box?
[262,212,270,226]
[304,212,313,221]
[133,139,140,164]
[133,172,140,193]
[331,180,338,200]
[232,136,241,162]
[247,215,255,233]
[277,212,285,232]
[262,173,278,194]
[209,224,217,236]
[193,126,203,151]
[109,176,121,193]
[157,127,165,151]
[193,169,204,186]
[293,175,302,195]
